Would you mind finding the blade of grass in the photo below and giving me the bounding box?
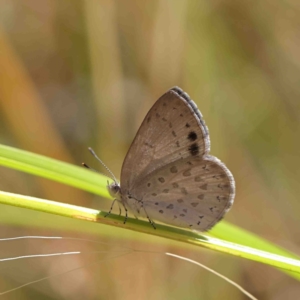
[0,143,300,280]
[0,190,299,278]
[0,144,109,197]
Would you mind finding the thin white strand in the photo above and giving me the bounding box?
[0,250,129,262]
[0,236,132,251]
[0,236,257,299]
[0,236,63,241]
[0,252,81,262]
[166,252,258,300]
[0,251,132,296]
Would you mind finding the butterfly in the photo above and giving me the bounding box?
[92,87,235,231]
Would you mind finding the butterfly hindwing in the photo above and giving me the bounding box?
[134,156,234,231]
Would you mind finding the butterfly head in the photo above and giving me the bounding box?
[107,181,121,200]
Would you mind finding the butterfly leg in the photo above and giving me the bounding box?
[104,199,117,217]
[142,205,156,229]
[116,202,122,215]
[148,217,156,229]
[122,204,128,224]
[106,199,129,224]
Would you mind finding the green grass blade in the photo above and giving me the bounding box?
[0,144,109,197]
[0,144,299,280]
[0,190,299,278]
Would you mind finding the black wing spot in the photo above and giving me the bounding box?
[185,123,190,128]
[159,210,164,214]
[147,116,151,123]
[209,206,216,212]
[144,142,153,148]
[202,164,209,171]
[195,175,203,182]
[188,131,197,141]
[158,177,165,183]
[166,204,174,209]
[188,143,199,156]
[183,170,191,177]
[199,184,208,190]
[147,183,151,187]
[213,174,227,179]
[181,188,188,195]
[172,131,177,137]
[170,166,178,173]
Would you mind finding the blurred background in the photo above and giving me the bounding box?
[0,0,299,299]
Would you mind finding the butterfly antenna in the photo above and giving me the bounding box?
[81,163,112,180]
[87,147,118,183]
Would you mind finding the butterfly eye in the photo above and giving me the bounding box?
[107,182,121,198]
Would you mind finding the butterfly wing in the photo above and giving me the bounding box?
[120,87,235,231]
[132,155,234,231]
[121,87,210,190]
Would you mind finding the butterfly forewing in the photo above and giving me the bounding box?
[121,87,210,191]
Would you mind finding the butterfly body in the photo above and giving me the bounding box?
[107,87,235,231]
